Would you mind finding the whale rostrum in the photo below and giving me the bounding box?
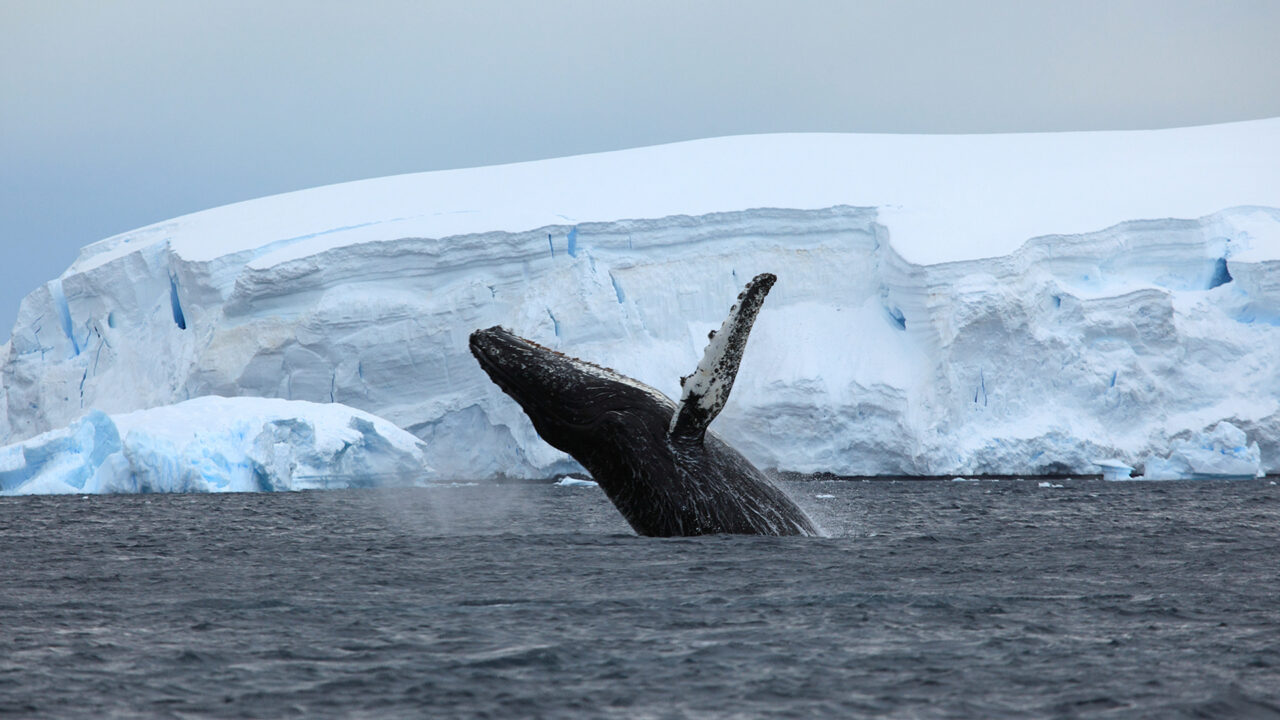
[469,273,818,537]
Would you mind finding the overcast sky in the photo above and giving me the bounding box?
[3,0,1279,339]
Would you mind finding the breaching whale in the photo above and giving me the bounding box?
[469,273,818,537]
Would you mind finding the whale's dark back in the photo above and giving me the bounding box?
[579,422,816,536]
[469,326,818,537]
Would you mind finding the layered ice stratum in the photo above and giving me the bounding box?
[2,121,1278,487]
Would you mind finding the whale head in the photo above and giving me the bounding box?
[468,326,675,460]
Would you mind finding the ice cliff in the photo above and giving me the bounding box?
[2,120,1278,480]
[0,396,429,495]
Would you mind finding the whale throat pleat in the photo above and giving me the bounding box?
[669,273,776,442]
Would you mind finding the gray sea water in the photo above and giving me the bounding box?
[2,478,1279,719]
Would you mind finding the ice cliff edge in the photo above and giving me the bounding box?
[2,123,1279,478]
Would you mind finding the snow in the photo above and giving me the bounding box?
[64,119,1280,276]
[0,397,431,495]
[2,120,1280,483]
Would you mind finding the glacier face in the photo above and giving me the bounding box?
[0,396,431,495]
[2,200,1278,479]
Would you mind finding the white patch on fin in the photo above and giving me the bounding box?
[669,273,776,441]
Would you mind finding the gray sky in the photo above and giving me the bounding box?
[3,0,1279,340]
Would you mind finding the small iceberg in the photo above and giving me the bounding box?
[554,476,599,487]
[0,396,432,495]
[1093,458,1135,481]
[1139,422,1264,480]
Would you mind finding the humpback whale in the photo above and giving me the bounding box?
[469,273,818,537]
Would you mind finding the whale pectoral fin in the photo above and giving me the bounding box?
[668,273,776,442]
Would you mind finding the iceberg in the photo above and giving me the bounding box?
[2,120,1279,481]
[1093,458,1135,481]
[554,476,600,488]
[1138,422,1264,480]
[0,396,431,495]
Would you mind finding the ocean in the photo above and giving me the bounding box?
[2,478,1278,718]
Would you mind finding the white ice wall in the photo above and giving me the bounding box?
[3,202,1278,478]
